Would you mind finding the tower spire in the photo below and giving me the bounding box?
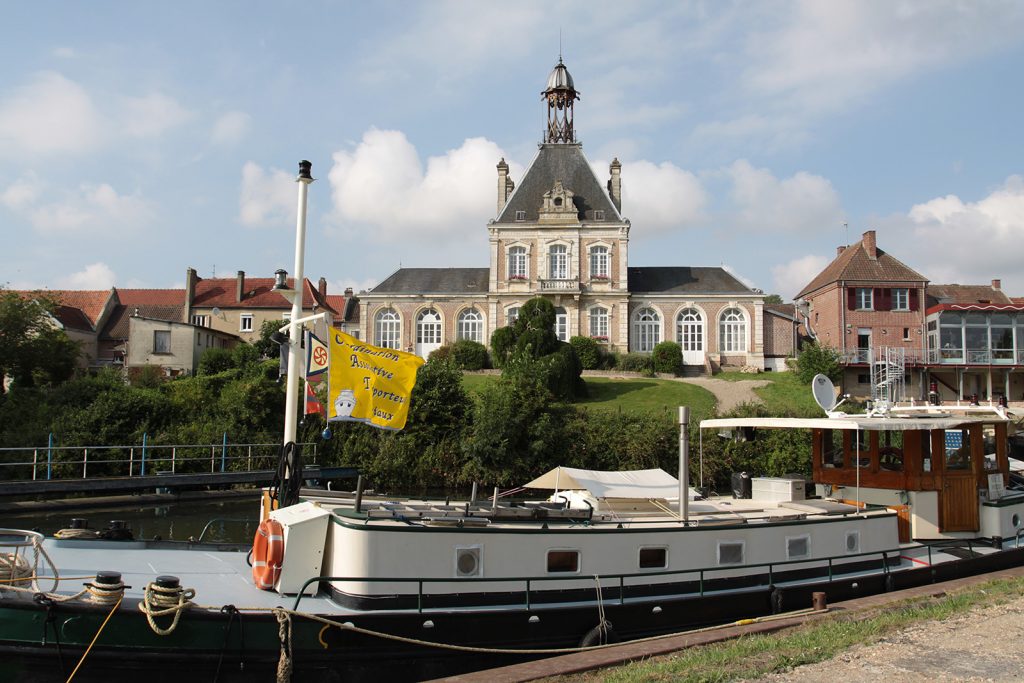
[542,57,579,143]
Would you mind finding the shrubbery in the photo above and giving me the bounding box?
[489,327,515,369]
[795,341,843,384]
[451,339,489,370]
[652,341,683,375]
[569,336,601,370]
[617,352,654,375]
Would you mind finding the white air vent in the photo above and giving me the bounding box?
[455,546,482,577]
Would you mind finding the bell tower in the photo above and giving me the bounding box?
[542,58,579,143]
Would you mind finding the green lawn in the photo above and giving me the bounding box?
[720,370,825,416]
[461,373,716,419]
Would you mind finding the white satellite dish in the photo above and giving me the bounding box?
[211,307,221,317]
[812,374,838,413]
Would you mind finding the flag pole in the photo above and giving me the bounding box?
[283,160,314,446]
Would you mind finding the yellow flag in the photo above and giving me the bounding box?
[327,331,425,430]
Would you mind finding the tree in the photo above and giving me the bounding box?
[652,340,683,375]
[795,341,843,384]
[253,319,284,359]
[764,293,784,304]
[0,288,80,392]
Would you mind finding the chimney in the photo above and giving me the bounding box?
[236,270,245,302]
[318,276,327,300]
[862,230,877,260]
[607,158,622,212]
[344,287,354,297]
[992,279,1001,290]
[496,158,514,214]
[836,245,847,257]
[183,267,198,322]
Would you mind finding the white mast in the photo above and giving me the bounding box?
[283,160,314,446]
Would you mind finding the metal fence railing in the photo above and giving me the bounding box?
[0,436,318,481]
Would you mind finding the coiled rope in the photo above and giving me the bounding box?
[0,532,60,593]
[137,581,196,636]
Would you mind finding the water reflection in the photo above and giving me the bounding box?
[0,496,261,544]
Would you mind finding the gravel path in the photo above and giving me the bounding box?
[678,377,770,413]
[748,594,1024,682]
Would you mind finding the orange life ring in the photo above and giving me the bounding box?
[252,518,284,590]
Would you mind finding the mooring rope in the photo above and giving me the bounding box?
[137,582,195,636]
[0,534,60,593]
[274,608,293,683]
[65,595,124,683]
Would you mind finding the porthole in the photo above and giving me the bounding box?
[455,546,482,577]
[845,531,860,554]
[547,549,580,573]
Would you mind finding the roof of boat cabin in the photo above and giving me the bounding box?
[701,412,1010,431]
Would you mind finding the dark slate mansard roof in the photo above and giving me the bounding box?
[628,267,755,295]
[495,144,622,223]
[369,268,491,294]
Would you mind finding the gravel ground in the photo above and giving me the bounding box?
[678,377,770,413]
[748,594,1024,682]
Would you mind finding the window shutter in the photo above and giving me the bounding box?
[848,288,856,310]
[874,288,886,311]
[879,288,891,311]
[909,288,919,311]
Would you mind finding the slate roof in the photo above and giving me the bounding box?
[765,303,798,321]
[495,144,622,223]
[926,284,1015,308]
[191,277,335,312]
[796,241,927,298]
[369,268,491,294]
[627,267,755,295]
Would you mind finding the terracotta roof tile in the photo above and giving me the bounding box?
[12,289,113,329]
[797,240,926,298]
[191,276,336,312]
[116,288,185,306]
[926,284,1014,307]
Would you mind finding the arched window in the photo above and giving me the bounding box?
[549,244,568,280]
[506,307,519,326]
[589,306,609,339]
[719,308,747,353]
[676,308,704,351]
[457,309,484,343]
[416,309,442,345]
[589,246,609,280]
[507,246,527,280]
[374,308,401,349]
[632,308,661,352]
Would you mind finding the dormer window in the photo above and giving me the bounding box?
[515,210,526,221]
[554,197,563,207]
[594,210,605,220]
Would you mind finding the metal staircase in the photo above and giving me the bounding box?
[870,346,907,413]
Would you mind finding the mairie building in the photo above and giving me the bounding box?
[356,60,772,371]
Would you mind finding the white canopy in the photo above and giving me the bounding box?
[524,466,700,500]
[700,414,1004,432]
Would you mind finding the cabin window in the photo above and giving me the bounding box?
[983,428,999,471]
[547,549,580,573]
[455,546,482,577]
[852,431,871,469]
[823,430,844,468]
[786,535,810,560]
[879,431,904,472]
[845,531,860,554]
[717,541,745,566]
[639,547,667,569]
[944,429,970,470]
[922,431,933,472]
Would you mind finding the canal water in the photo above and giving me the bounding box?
[0,497,261,543]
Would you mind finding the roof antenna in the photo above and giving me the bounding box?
[843,222,848,245]
[559,28,563,63]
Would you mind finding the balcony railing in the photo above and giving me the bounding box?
[841,347,1023,366]
[538,278,580,292]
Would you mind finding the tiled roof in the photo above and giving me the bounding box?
[117,288,185,306]
[191,276,335,312]
[926,284,1015,308]
[796,242,926,298]
[495,143,622,223]
[13,289,113,330]
[325,294,360,323]
[369,268,491,294]
[627,267,755,295]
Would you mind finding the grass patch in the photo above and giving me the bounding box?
[543,576,1024,683]
[460,373,716,419]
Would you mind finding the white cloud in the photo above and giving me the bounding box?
[0,173,42,210]
[57,262,117,289]
[0,71,105,157]
[212,111,251,146]
[52,47,77,59]
[327,129,517,241]
[120,92,195,137]
[17,182,152,234]
[238,161,295,228]
[615,159,708,233]
[726,159,844,234]
[892,175,1024,289]
[771,254,830,299]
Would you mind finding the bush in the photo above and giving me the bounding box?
[795,341,843,384]
[617,352,654,375]
[428,345,453,363]
[451,339,489,370]
[197,347,234,375]
[652,341,683,375]
[489,327,515,369]
[570,336,601,370]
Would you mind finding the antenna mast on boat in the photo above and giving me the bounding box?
[282,160,315,446]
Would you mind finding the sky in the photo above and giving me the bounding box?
[1,1,1023,301]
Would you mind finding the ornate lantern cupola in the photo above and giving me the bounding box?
[542,58,580,144]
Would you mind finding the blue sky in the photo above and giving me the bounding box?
[2,1,1023,300]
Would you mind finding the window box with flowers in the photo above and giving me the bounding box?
[591,274,610,281]
[508,274,527,281]
[591,335,609,343]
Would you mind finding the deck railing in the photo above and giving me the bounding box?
[0,438,318,481]
[291,538,996,613]
[843,347,1023,366]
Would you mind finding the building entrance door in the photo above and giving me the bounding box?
[939,429,979,532]
[678,310,704,365]
[415,309,442,358]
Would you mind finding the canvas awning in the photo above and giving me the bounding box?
[524,466,700,500]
